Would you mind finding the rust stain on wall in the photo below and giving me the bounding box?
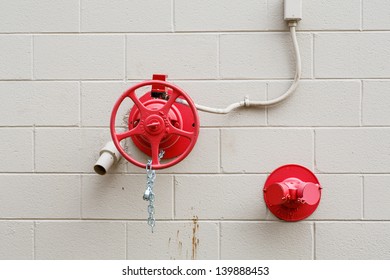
[192,216,199,260]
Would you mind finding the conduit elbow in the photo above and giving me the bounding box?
[94,141,122,175]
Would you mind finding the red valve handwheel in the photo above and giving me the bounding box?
[110,79,199,169]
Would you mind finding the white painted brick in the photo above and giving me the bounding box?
[82,0,171,32]
[315,129,390,173]
[300,0,361,31]
[127,35,218,79]
[35,128,126,173]
[176,0,357,32]
[0,82,79,126]
[0,175,80,219]
[267,0,361,31]
[363,0,390,30]
[364,176,390,219]
[220,33,312,79]
[127,221,218,260]
[309,175,362,220]
[363,81,390,125]
[0,36,31,80]
[268,81,361,126]
[82,174,173,219]
[315,33,390,78]
[127,128,220,174]
[35,128,83,172]
[34,35,124,80]
[0,222,33,260]
[35,222,126,260]
[221,222,313,259]
[175,81,267,127]
[0,0,79,33]
[316,222,390,259]
[0,129,33,172]
[81,81,134,127]
[1,0,389,262]
[175,0,268,31]
[266,0,287,31]
[221,129,313,173]
[175,175,267,220]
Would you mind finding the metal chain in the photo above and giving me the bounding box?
[143,150,164,233]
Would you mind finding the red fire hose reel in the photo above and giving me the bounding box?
[263,164,322,221]
[110,74,199,169]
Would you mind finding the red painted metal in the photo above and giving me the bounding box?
[263,164,322,222]
[110,74,199,169]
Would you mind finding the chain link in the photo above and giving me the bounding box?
[143,150,164,233]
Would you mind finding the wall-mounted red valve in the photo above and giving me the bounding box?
[263,164,322,222]
[110,74,199,169]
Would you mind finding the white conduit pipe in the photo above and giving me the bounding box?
[176,22,301,114]
[94,141,122,175]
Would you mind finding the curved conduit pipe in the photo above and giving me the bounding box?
[176,21,301,114]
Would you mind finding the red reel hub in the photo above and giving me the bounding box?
[110,74,200,169]
[263,164,322,222]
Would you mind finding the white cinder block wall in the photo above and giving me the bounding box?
[1,0,390,260]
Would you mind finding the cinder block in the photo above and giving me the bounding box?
[0,82,79,126]
[364,176,390,219]
[175,0,268,31]
[363,81,390,125]
[316,222,390,259]
[81,0,172,32]
[82,174,173,219]
[127,221,219,260]
[35,128,126,173]
[0,36,31,80]
[315,33,390,78]
[268,81,361,126]
[174,80,267,127]
[34,35,124,79]
[0,222,33,260]
[35,128,82,172]
[221,128,313,173]
[363,0,390,30]
[81,81,136,127]
[127,35,218,79]
[300,0,361,30]
[0,175,80,219]
[309,175,363,220]
[0,0,78,32]
[35,222,126,260]
[0,129,33,172]
[266,0,287,30]
[221,222,313,259]
[220,33,312,79]
[175,175,267,220]
[315,128,390,173]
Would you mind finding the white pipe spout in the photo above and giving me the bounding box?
[94,141,122,175]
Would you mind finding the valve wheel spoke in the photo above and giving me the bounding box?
[169,124,194,140]
[127,90,148,114]
[150,140,161,165]
[161,89,181,115]
[116,125,143,141]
